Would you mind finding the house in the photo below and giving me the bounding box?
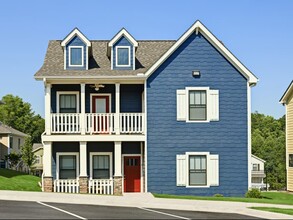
[280,80,293,192]
[34,20,258,196]
[0,122,28,169]
[251,154,267,190]
[31,143,43,177]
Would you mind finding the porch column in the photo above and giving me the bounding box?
[45,83,51,135]
[79,141,88,193]
[80,83,86,135]
[115,83,120,134]
[114,141,122,195]
[43,141,53,192]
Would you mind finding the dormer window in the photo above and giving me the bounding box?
[116,46,130,67]
[69,46,84,67]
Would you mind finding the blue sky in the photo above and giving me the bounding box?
[0,0,292,118]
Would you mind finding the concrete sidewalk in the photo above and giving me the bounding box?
[0,190,293,219]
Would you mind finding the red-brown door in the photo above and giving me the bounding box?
[124,156,141,192]
[92,96,110,133]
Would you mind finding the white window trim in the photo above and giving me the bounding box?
[89,152,113,180]
[56,91,80,113]
[56,152,79,180]
[115,46,131,67]
[68,46,84,67]
[90,93,112,113]
[186,87,210,123]
[186,152,210,188]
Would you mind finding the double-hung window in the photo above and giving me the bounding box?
[189,90,207,121]
[91,153,112,179]
[59,155,77,179]
[57,92,79,113]
[289,154,293,167]
[116,46,130,66]
[189,155,207,186]
[69,46,83,67]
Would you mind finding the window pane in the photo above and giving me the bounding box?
[93,155,109,169]
[289,154,293,167]
[60,94,77,113]
[117,48,129,65]
[60,155,76,169]
[190,107,206,120]
[190,172,207,185]
[60,170,76,179]
[93,169,109,179]
[70,48,82,65]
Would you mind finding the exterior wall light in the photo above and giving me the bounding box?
[192,70,200,77]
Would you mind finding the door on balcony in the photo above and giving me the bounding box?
[92,95,110,133]
[124,156,141,192]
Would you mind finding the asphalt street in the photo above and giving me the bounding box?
[0,200,262,219]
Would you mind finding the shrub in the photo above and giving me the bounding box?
[213,194,224,197]
[245,188,262,198]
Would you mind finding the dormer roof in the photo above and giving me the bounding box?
[61,28,91,47]
[280,80,293,104]
[108,28,138,48]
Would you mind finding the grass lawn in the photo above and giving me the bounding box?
[0,168,41,191]
[250,207,293,215]
[153,192,293,206]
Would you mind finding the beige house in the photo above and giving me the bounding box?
[280,80,293,191]
[0,122,28,169]
[32,143,43,176]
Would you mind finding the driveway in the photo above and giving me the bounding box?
[0,200,260,219]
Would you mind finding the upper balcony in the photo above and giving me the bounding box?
[44,83,145,136]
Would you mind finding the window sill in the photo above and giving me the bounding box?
[186,185,210,188]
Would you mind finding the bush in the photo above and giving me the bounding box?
[213,194,224,197]
[245,188,262,198]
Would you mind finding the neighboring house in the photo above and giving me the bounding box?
[34,20,258,196]
[280,80,293,192]
[0,122,28,169]
[32,143,43,177]
[251,154,267,190]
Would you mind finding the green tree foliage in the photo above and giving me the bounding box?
[4,152,21,168]
[252,112,286,190]
[21,137,36,173]
[0,94,44,143]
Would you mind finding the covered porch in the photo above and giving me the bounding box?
[42,141,145,195]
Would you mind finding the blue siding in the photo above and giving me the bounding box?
[120,84,143,112]
[147,33,248,196]
[66,36,87,70]
[122,142,141,154]
[113,36,134,70]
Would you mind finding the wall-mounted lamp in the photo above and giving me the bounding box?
[192,70,200,77]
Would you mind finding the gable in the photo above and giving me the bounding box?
[65,36,87,70]
[112,36,134,70]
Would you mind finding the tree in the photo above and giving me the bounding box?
[251,112,286,190]
[21,137,36,174]
[4,152,21,169]
[0,94,44,143]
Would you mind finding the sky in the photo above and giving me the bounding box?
[0,0,292,119]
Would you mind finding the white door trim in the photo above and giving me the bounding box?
[90,93,112,113]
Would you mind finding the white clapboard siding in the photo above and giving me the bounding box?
[176,90,186,121]
[176,154,186,186]
[209,154,219,186]
[209,90,219,121]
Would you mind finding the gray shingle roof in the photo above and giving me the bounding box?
[34,40,176,78]
[0,122,29,137]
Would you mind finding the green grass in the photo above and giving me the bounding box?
[250,207,293,215]
[0,168,41,191]
[153,192,293,206]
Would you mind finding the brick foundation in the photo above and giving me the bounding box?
[79,176,88,193]
[43,177,53,192]
[114,176,123,195]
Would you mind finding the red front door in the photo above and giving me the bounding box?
[124,156,141,192]
[92,95,110,133]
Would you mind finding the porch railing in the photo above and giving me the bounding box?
[51,113,80,133]
[54,179,79,193]
[88,179,113,195]
[50,113,144,134]
[120,113,144,134]
[85,113,115,134]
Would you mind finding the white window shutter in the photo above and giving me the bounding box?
[176,90,186,121]
[209,90,219,121]
[176,154,186,186]
[209,154,219,186]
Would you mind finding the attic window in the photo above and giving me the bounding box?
[116,46,130,67]
[69,46,83,67]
